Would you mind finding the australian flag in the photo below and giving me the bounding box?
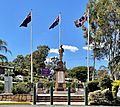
[20,12,31,27]
[74,14,87,28]
[49,15,60,29]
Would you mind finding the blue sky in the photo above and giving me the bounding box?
[0,0,108,70]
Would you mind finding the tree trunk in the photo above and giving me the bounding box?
[92,55,95,81]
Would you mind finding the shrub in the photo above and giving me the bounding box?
[12,82,31,94]
[71,82,77,88]
[99,76,112,90]
[43,81,51,89]
[89,89,113,105]
[102,89,113,101]
[71,82,77,92]
[24,76,30,82]
[87,80,100,93]
[0,76,4,81]
[0,82,4,93]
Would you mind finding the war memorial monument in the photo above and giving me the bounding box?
[54,45,67,92]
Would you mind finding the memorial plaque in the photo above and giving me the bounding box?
[58,71,64,83]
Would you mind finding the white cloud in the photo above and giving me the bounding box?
[63,45,79,52]
[49,45,79,54]
[82,44,93,51]
[49,49,59,54]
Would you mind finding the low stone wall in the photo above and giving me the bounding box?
[0,94,32,102]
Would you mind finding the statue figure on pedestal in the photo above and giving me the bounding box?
[59,45,64,61]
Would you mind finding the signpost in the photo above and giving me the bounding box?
[41,68,50,77]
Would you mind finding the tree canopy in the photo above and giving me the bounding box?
[69,66,94,82]
[83,0,120,79]
[10,45,50,77]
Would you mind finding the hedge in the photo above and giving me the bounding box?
[87,80,100,93]
[12,82,32,94]
[0,82,4,93]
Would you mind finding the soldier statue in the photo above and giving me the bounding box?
[59,45,64,61]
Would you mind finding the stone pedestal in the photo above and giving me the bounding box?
[55,71,66,91]
[55,61,66,92]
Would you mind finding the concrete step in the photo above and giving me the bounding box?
[37,96,84,102]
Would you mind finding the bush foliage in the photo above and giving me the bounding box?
[12,82,32,94]
[0,82,4,93]
[87,80,100,93]
[89,89,113,105]
[99,76,112,90]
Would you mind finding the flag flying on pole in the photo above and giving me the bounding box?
[74,13,87,28]
[20,12,31,27]
[49,15,60,29]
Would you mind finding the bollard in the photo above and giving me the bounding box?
[84,85,88,105]
[68,84,71,105]
[33,83,36,105]
[50,83,53,105]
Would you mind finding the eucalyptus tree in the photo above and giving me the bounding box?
[109,56,120,80]
[83,0,120,79]
[97,65,109,78]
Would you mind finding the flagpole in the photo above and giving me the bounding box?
[30,10,33,83]
[87,9,90,82]
[59,12,61,48]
